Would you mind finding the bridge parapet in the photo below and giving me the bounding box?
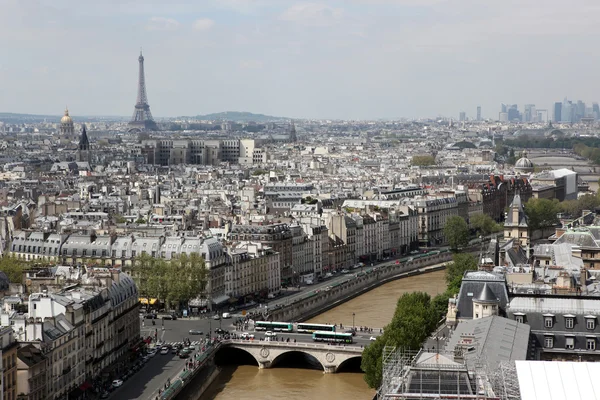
[219,339,363,373]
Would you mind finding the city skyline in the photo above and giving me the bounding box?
[3,1,600,120]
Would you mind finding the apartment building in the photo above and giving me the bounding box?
[224,244,281,302]
[13,270,140,398]
[229,223,293,282]
[1,326,18,400]
[507,293,600,361]
[16,344,47,400]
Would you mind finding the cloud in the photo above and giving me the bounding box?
[146,17,180,31]
[240,60,263,69]
[193,18,215,31]
[280,3,343,27]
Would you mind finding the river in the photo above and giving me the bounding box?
[202,269,447,400]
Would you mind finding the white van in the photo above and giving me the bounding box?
[222,313,231,319]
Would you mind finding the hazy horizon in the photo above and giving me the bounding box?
[3,0,600,120]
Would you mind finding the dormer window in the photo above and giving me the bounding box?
[514,312,525,324]
[565,315,575,329]
[585,316,596,330]
[544,314,554,328]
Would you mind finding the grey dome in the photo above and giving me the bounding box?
[515,151,534,172]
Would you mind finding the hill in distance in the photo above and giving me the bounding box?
[192,111,288,123]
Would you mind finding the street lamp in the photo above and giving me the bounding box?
[352,312,356,331]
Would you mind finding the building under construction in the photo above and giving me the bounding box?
[377,347,521,400]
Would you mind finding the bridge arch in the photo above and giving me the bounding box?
[270,350,324,371]
[335,355,363,373]
[214,345,259,367]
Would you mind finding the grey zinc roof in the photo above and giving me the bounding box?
[443,316,530,369]
[555,230,599,248]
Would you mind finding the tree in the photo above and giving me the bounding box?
[411,155,436,166]
[362,292,439,389]
[0,255,28,284]
[444,216,469,250]
[129,253,207,309]
[445,253,478,294]
[524,198,561,230]
[470,213,501,236]
[561,194,600,218]
[135,218,147,224]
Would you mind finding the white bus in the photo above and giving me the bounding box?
[297,323,336,333]
[254,321,293,332]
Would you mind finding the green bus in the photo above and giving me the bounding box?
[312,331,353,344]
[255,321,293,332]
[297,323,336,333]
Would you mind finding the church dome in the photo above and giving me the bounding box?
[515,151,534,173]
[61,108,73,125]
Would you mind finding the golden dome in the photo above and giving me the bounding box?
[61,107,73,125]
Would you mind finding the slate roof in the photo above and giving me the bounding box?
[18,344,46,367]
[475,283,498,303]
[443,316,530,369]
[455,271,508,319]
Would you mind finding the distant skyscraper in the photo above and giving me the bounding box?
[507,105,521,121]
[593,103,600,120]
[524,104,536,122]
[459,112,466,121]
[553,102,562,123]
[129,50,158,132]
[476,106,481,121]
[499,112,508,122]
[576,100,586,121]
[500,104,507,113]
[561,98,573,123]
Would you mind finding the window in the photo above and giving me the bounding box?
[566,318,574,329]
[544,336,554,348]
[544,317,553,328]
[587,338,596,350]
[515,315,524,324]
[565,337,575,349]
[587,319,596,330]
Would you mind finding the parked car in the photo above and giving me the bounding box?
[341,269,350,274]
[161,347,170,355]
[240,333,255,339]
[222,313,231,319]
[265,331,277,337]
[189,329,203,335]
[215,328,228,335]
[100,392,110,399]
[112,379,124,388]
[161,314,177,320]
[369,336,377,341]
[213,314,220,320]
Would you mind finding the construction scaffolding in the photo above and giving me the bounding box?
[377,348,521,400]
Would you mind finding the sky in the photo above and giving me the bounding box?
[2,0,600,120]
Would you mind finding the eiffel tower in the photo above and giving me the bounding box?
[128,50,158,131]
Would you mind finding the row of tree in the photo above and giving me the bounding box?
[443,214,502,250]
[127,253,207,309]
[361,253,478,388]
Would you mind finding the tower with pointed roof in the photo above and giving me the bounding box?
[504,191,529,246]
[472,282,500,319]
[77,124,91,164]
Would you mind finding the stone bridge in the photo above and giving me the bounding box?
[218,339,363,373]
